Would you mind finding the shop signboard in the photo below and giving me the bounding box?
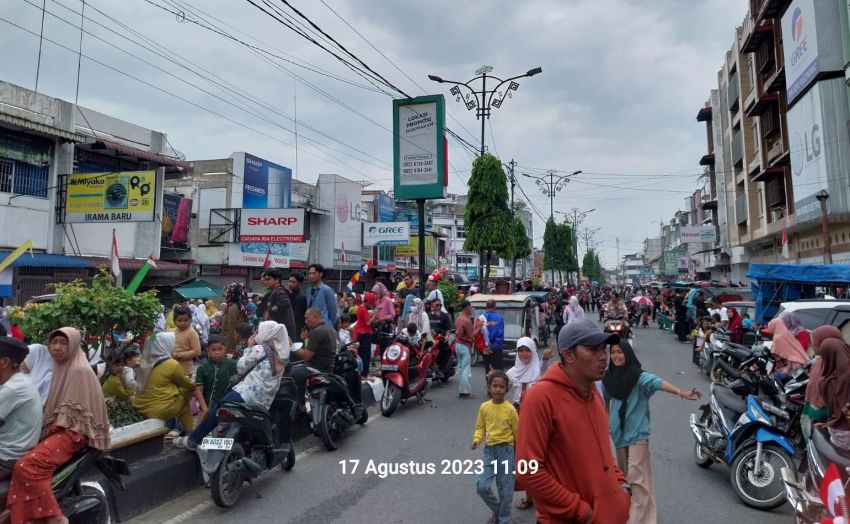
[396,236,435,257]
[227,241,310,268]
[239,208,305,242]
[782,0,845,105]
[241,153,292,209]
[363,222,410,246]
[375,194,397,267]
[64,170,157,223]
[393,95,447,200]
[679,226,716,243]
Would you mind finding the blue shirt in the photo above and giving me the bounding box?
[605,371,663,449]
[484,311,505,352]
[307,282,338,327]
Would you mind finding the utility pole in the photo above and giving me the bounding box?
[816,190,832,264]
[507,159,516,212]
[616,237,621,285]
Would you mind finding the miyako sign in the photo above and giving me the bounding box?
[363,222,410,246]
[239,208,305,242]
[64,171,157,223]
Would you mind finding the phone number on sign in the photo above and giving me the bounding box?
[338,459,539,478]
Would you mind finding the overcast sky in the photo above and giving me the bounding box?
[1,0,746,267]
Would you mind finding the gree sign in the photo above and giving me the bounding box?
[363,221,410,246]
[239,208,305,242]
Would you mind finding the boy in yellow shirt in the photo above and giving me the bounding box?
[472,370,518,524]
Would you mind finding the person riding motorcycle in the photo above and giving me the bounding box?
[604,293,630,334]
[427,299,453,377]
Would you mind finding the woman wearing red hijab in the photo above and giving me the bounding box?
[354,293,376,379]
[726,307,743,344]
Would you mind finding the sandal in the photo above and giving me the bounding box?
[516,497,533,510]
[174,436,197,450]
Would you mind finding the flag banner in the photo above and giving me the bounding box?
[344,261,373,294]
[781,224,790,260]
[0,239,34,274]
[126,256,157,294]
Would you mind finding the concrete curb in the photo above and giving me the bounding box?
[105,382,377,521]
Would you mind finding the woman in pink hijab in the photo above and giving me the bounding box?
[766,317,809,379]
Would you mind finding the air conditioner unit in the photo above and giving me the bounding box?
[771,209,785,222]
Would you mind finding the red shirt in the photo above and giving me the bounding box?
[456,314,474,346]
[353,305,372,338]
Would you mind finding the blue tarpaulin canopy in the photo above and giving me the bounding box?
[0,251,91,268]
[746,264,850,284]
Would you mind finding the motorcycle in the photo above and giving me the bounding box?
[689,354,799,510]
[200,375,299,507]
[305,341,368,451]
[782,427,850,523]
[380,335,434,417]
[0,448,129,524]
[430,330,457,383]
[603,313,630,339]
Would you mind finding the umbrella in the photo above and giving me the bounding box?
[632,296,653,307]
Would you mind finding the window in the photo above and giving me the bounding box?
[456,227,466,239]
[0,158,48,198]
[0,159,11,193]
[456,254,474,265]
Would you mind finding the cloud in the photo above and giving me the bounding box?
[0,0,743,266]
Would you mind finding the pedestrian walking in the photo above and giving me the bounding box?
[455,300,478,398]
[483,300,505,372]
[506,337,541,511]
[515,320,631,523]
[472,370,518,524]
[353,294,376,379]
[563,295,586,326]
[603,340,701,524]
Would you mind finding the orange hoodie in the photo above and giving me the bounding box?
[516,363,630,524]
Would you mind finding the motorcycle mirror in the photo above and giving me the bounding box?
[291,342,304,350]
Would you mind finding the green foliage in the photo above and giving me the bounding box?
[105,397,145,428]
[556,223,577,272]
[582,249,604,282]
[543,218,576,273]
[464,154,511,287]
[437,279,459,309]
[542,218,558,271]
[11,268,161,349]
[497,217,531,262]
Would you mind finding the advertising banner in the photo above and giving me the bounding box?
[333,179,364,268]
[396,235,435,257]
[396,202,432,229]
[161,193,191,246]
[782,0,845,104]
[375,194,396,267]
[65,171,156,223]
[679,226,716,243]
[393,95,446,200]
[242,153,292,209]
[227,241,310,268]
[239,208,305,242]
[363,222,410,246]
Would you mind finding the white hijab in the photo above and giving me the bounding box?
[255,320,291,362]
[507,336,541,385]
[25,343,54,402]
[136,332,176,392]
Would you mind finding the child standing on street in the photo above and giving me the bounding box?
[194,335,237,423]
[472,371,518,524]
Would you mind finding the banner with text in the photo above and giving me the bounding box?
[239,208,305,242]
[227,241,310,268]
[679,226,716,243]
[363,222,410,246]
[393,95,446,200]
[65,170,157,223]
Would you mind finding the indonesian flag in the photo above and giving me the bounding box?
[262,247,273,269]
[819,463,847,523]
[340,242,347,264]
[781,224,790,260]
[111,230,121,277]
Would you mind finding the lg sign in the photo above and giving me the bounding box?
[240,208,306,243]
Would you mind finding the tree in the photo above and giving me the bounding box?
[555,222,576,283]
[542,218,558,284]
[583,248,603,282]
[464,153,511,290]
[497,216,531,293]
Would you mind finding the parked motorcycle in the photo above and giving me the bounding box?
[430,330,457,383]
[305,341,368,451]
[201,375,299,507]
[0,448,129,524]
[380,335,434,417]
[782,428,850,522]
[689,356,798,510]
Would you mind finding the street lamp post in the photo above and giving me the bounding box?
[428,66,543,157]
[522,170,581,285]
[816,190,832,264]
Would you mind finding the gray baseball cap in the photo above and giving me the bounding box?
[557,320,619,353]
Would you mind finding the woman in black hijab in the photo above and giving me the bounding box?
[602,341,701,524]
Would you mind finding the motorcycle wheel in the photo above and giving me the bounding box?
[210,442,246,508]
[281,444,295,471]
[357,406,369,425]
[79,484,112,524]
[381,382,402,417]
[694,439,713,469]
[471,349,480,367]
[318,403,341,451]
[729,444,793,510]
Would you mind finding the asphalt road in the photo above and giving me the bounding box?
[129,319,793,524]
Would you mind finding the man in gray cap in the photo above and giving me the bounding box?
[515,320,631,524]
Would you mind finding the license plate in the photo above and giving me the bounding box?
[199,437,234,450]
[380,365,398,371]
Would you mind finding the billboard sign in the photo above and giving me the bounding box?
[396,235,435,257]
[239,208,305,242]
[242,153,292,209]
[375,194,396,267]
[227,241,310,268]
[679,226,716,243]
[333,179,363,268]
[393,95,446,200]
[782,0,845,104]
[363,222,411,246]
[161,193,191,246]
[65,170,157,223]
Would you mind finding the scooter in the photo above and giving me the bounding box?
[604,313,630,339]
[305,341,368,451]
[689,363,797,510]
[0,448,129,524]
[200,375,299,508]
[430,330,457,383]
[782,428,850,523]
[380,335,434,417]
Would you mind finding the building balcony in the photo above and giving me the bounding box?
[745,91,779,117]
[731,131,743,167]
[751,0,791,24]
[699,153,715,166]
[742,19,775,53]
[700,194,718,210]
[728,76,740,113]
[696,106,712,122]
[751,164,786,183]
[735,195,748,225]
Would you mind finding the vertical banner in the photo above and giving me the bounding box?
[393,95,447,200]
[242,153,293,209]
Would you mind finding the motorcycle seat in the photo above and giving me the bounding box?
[711,383,747,415]
[219,400,271,419]
[0,479,8,504]
[812,427,850,468]
[722,345,750,361]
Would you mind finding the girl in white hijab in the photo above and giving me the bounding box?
[506,336,541,409]
[563,295,586,325]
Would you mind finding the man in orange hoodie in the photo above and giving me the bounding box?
[516,319,631,523]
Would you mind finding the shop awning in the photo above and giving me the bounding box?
[88,139,192,170]
[0,251,91,268]
[175,279,224,300]
[0,113,87,143]
[84,257,187,272]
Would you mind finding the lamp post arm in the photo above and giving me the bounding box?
[485,73,530,107]
[439,78,482,109]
